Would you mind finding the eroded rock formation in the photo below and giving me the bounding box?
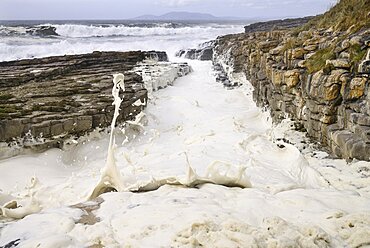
[214,1,370,161]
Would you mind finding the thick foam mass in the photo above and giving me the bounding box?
[1,60,369,247]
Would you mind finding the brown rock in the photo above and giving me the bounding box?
[304,44,318,52]
[284,70,301,88]
[269,45,284,55]
[348,77,367,100]
[50,122,64,136]
[271,70,283,86]
[292,48,306,59]
[258,40,279,52]
[326,59,351,69]
[0,119,24,140]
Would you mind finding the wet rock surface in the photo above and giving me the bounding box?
[176,41,215,61]
[214,18,370,161]
[0,51,169,155]
[213,63,241,89]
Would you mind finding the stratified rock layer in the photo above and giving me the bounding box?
[0,51,167,150]
[214,25,370,161]
[244,16,314,33]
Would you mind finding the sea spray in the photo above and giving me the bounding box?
[89,73,126,199]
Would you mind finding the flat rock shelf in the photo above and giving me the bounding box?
[0,50,179,156]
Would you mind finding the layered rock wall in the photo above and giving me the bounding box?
[214,27,370,160]
[0,51,175,153]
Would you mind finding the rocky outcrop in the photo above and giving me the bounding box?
[214,20,370,161]
[25,26,59,36]
[134,61,191,94]
[176,41,215,61]
[244,16,314,33]
[0,50,189,156]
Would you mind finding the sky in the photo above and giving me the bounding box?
[0,0,338,20]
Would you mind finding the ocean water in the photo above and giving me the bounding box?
[1,21,370,247]
[0,20,245,61]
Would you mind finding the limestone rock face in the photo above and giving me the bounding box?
[0,51,170,155]
[213,18,370,161]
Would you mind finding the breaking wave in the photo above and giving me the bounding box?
[0,22,244,61]
[53,23,240,38]
[0,23,242,38]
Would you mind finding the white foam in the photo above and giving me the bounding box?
[0,23,370,246]
[53,24,241,38]
[89,74,127,199]
[1,60,369,248]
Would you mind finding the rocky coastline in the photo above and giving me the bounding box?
[0,51,190,158]
[211,2,370,161]
[1,0,369,162]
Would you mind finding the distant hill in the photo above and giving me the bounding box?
[132,11,242,21]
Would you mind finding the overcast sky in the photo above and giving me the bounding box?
[0,0,338,20]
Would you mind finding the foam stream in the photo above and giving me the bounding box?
[89,74,126,198]
[0,59,369,247]
[89,72,251,199]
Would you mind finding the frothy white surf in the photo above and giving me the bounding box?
[0,23,243,61]
[1,60,370,247]
[88,67,250,199]
[53,24,240,38]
